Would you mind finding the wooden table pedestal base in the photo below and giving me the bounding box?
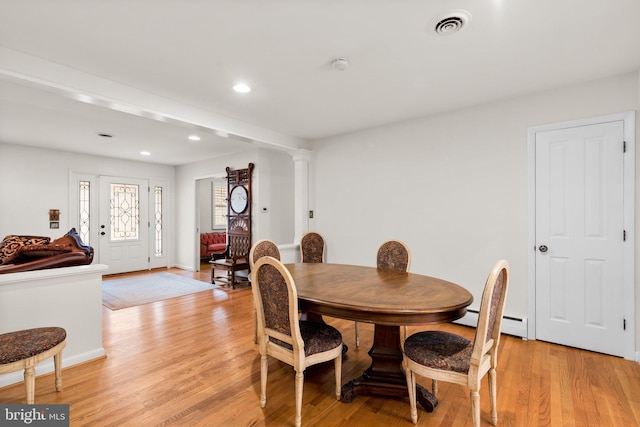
[339,324,438,412]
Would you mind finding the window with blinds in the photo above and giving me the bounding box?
[212,180,227,229]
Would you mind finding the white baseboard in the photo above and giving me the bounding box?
[0,348,105,388]
[174,263,194,271]
[454,310,528,340]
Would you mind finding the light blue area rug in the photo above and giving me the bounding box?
[102,272,214,310]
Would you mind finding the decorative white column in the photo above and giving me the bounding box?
[292,149,312,244]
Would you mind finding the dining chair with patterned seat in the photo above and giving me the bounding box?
[249,239,281,344]
[252,256,343,427]
[300,232,325,263]
[353,240,412,346]
[249,239,281,269]
[403,259,510,427]
[377,239,411,272]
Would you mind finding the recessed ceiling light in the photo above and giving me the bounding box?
[188,135,201,141]
[140,151,151,156]
[233,83,251,93]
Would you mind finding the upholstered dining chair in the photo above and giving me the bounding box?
[300,232,325,263]
[403,260,510,427]
[249,239,281,270]
[252,256,343,427]
[249,239,281,343]
[377,240,411,272]
[353,240,412,346]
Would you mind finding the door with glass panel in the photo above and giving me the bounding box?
[99,176,149,274]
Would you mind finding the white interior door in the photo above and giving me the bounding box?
[99,176,149,275]
[535,121,625,357]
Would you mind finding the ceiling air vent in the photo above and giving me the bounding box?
[430,10,472,35]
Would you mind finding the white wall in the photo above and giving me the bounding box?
[0,144,176,262]
[253,149,295,245]
[175,148,295,271]
[198,178,214,233]
[309,72,639,342]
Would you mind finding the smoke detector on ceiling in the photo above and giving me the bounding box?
[429,9,472,35]
[331,58,349,71]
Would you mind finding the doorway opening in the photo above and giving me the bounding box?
[195,175,227,272]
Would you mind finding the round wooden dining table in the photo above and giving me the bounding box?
[284,263,474,411]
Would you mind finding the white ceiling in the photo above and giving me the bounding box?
[1,0,639,165]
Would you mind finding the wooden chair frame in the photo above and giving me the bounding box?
[252,257,342,427]
[0,339,66,404]
[249,239,281,343]
[403,259,510,426]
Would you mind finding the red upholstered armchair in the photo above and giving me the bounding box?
[200,232,227,259]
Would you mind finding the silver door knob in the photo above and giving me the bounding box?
[539,245,548,253]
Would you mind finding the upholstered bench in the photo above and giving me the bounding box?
[0,327,67,404]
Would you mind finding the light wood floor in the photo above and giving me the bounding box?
[1,265,639,426]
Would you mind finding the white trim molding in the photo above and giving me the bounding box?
[455,312,528,340]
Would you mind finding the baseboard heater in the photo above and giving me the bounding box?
[454,309,528,340]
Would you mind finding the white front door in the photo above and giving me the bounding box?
[99,176,149,275]
[535,121,625,357]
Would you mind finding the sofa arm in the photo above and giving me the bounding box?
[200,242,208,258]
[0,251,91,274]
